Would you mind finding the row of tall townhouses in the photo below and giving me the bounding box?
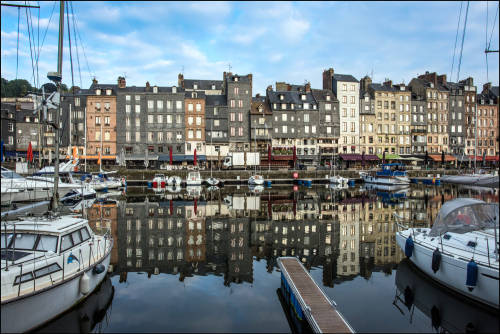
[2,68,498,165]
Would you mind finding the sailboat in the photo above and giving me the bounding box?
[1,3,113,332]
[206,121,220,186]
[248,127,264,186]
[328,151,348,187]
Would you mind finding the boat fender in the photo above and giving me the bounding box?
[431,248,441,273]
[404,236,414,258]
[80,273,90,295]
[93,264,105,275]
[431,305,441,330]
[466,259,478,291]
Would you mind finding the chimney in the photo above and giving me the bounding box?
[92,77,98,85]
[256,93,260,98]
[146,81,150,90]
[16,101,21,111]
[266,85,273,92]
[360,76,372,92]
[178,73,184,88]
[248,73,252,86]
[483,82,492,94]
[287,84,292,91]
[323,68,334,91]
[305,82,311,92]
[383,79,392,88]
[118,76,126,89]
[437,74,447,86]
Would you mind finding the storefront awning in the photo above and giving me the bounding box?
[339,154,379,161]
[125,155,159,161]
[429,154,456,162]
[376,153,401,160]
[158,155,207,162]
[485,156,499,161]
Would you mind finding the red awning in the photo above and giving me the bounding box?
[485,156,499,161]
[429,154,456,162]
[468,155,483,162]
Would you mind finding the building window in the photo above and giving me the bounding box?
[238,100,243,108]
[135,105,140,113]
[230,127,235,136]
[196,103,201,112]
[196,130,202,139]
[176,101,182,109]
[104,116,110,125]
[95,116,101,125]
[104,131,110,140]
[188,130,194,139]
[230,100,235,108]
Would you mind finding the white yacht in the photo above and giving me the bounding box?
[1,215,113,333]
[248,174,265,186]
[167,175,182,187]
[1,167,77,206]
[360,163,410,186]
[84,171,123,191]
[152,174,167,188]
[186,171,202,186]
[395,198,499,309]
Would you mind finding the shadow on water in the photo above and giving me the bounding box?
[394,259,499,333]
[32,276,114,333]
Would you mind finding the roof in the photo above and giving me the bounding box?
[311,89,337,101]
[267,90,316,106]
[2,216,88,234]
[183,79,223,90]
[332,74,359,83]
[185,91,206,99]
[250,99,272,115]
[206,95,227,106]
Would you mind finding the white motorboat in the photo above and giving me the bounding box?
[441,173,499,189]
[1,215,113,333]
[186,171,202,186]
[167,175,182,186]
[395,198,499,309]
[152,174,167,188]
[360,163,410,186]
[1,167,77,206]
[205,177,220,186]
[85,171,123,191]
[329,175,349,186]
[29,168,96,202]
[248,174,265,185]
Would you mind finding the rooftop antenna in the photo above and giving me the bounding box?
[228,63,232,72]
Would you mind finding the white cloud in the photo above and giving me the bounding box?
[280,15,310,43]
[188,2,232,16]
[143,59,173,70]
[180,43,207,63]
[232,27,267,45]
[269,54,284,63]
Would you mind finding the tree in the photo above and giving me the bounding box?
[1,77,36,98]
[41,82,57,94]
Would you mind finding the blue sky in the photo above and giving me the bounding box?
[1,1,499,95]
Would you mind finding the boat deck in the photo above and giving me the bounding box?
[278,257,354,333]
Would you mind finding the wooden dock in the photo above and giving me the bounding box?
[278,257,354,333]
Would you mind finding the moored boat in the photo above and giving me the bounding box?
[360,163,410,186]
[395,198,499,309]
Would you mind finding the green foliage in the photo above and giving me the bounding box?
[1,78,36,98]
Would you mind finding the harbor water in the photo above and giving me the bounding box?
[33,184,499,333]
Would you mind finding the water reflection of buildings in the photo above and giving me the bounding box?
[88,185,498,289]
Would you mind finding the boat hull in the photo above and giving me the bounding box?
[1,252,111,333]
[362,174,409,186]
[1,186,74,205]
[395,231,499,309]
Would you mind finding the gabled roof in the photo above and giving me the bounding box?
[250,99,272,115]
[311,88,337,102]
[332,74,359,83]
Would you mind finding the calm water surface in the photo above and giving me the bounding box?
[34,184,499,333]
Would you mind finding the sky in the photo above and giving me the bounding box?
[1,1,499,95]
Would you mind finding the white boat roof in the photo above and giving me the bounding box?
[2,215,87,234]
[437,198,486,220]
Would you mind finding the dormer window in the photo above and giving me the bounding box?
[96,89,101,95]
[153,86,158,93]
[194,84,198,90]
[326,95,331,101]
[301,94,306,101]
[258,106,263,113]
[280,94,284,101]
[106,89,112,96]
[212,84,216,90]
[429,83,434,88]
[291,104,294,109]
[192,92,197,98]
[234,77,239,82]
[172,86,177,93]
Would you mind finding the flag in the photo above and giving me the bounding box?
[97,151,102,165]
[268,144,271,162]
[72,146,78,164]
[27,142,33,163]
[194,198,198,215]
[169,146,173,165]
[194,148,197,166]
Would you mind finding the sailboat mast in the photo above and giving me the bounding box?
[51,0,64,210]
[474,95,477,173]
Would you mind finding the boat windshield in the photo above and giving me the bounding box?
[1,170,24,179]
[1,233,58,252]
[429,202,499,237]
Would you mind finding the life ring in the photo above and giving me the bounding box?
[456,214,471,225]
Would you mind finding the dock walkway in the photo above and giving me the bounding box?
[278,257,354,333]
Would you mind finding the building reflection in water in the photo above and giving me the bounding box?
[86,185,498,289]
